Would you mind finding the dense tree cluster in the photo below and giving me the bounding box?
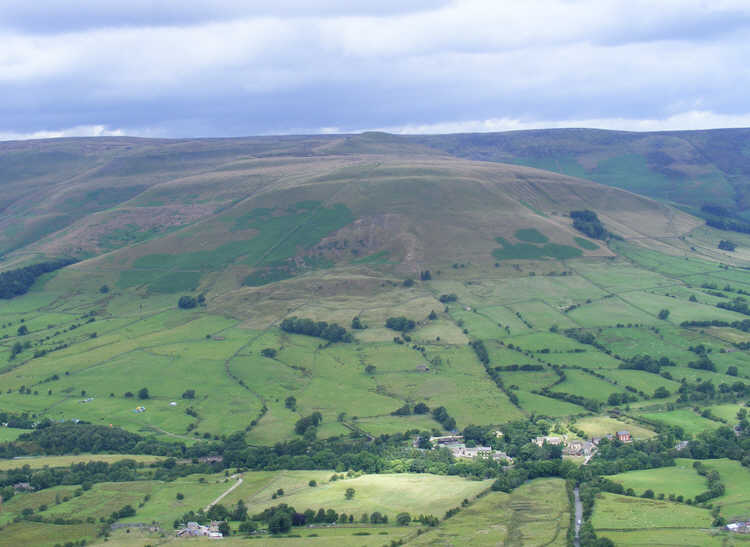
[570,210,609,240]
[280,317,353,343]
[618,354,676,375]
[384,317,416,332]
[294,412,322,436]
[431,406,457,431]
[0,259,75,300]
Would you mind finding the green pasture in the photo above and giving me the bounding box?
[639,408,720,436]
[0,454,162,471]
[605,461,707,499]
[573,416,655,439]
[234,471,493,518]
[702,458,750,520]
[600,369,680,395]
[550,369,626,403]
[515,391,585,417]
[592,492,712,530]
[566,298,657,328]
[0,427,26,442]
[507,301,579,330]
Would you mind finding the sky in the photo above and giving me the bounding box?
[1,0,750,139]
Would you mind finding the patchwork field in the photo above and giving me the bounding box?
[4,133,750,545]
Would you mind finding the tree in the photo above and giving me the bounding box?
[138,387,149,400]
[99,285,110,294]
[345,487,355,500]
[238,520,257,534]
[396,512,411,526]
[727,366,739,377]
[642,489,655,499]
[385,317,416,332]
[218,521,231,536]
[428,310,438,320]
[653,386,670,399]
[178,296,197,309]
[285,396,297,411]
[10,341,23,360]
[658,309,670,320]
[182,389,196,399]
[308,480,317,487]
[17,325,28,336]
[176,492,184,500]
[365,365,376,375]
[232,500,248,521]
[351,317,365,330]
[261,348,277,358]
[413,402,430,414]
[719,240,737,251]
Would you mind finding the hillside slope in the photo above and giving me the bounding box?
[409,128,750,213]
[0,134,695,278]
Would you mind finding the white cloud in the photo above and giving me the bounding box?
[0,124,126,141]
[374,110,750,135]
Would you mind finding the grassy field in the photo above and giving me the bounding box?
[605,462,707,499]
[233,472,494,518]
[573,416,656,440]
[701,459,750,520]
[638,408,721,436]
[0,454,162,471]
[411,478,570,546]
[592,492,713,530]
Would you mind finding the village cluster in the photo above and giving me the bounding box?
[424,430,632,464]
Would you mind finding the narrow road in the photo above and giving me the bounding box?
[204,474,243,512]
[573,487,583,547]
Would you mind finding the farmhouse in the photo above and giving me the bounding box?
[592,434,614,445]
[430,435,464,445]
[177,521,223,538]
[674,440,689,451]
[563,440,595,457]
[726,521,750,533]
[448,444,511,462]
[616,430,631,442]
[533,435,563,447]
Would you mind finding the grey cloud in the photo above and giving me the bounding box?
[0,0,450,32]
[1,0,749,138]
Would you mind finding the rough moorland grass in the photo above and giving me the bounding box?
[602,528,728,546]
[411,477,569,546]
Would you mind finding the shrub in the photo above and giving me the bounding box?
[178,296,197,309]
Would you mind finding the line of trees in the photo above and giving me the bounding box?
[0,259,76,299]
